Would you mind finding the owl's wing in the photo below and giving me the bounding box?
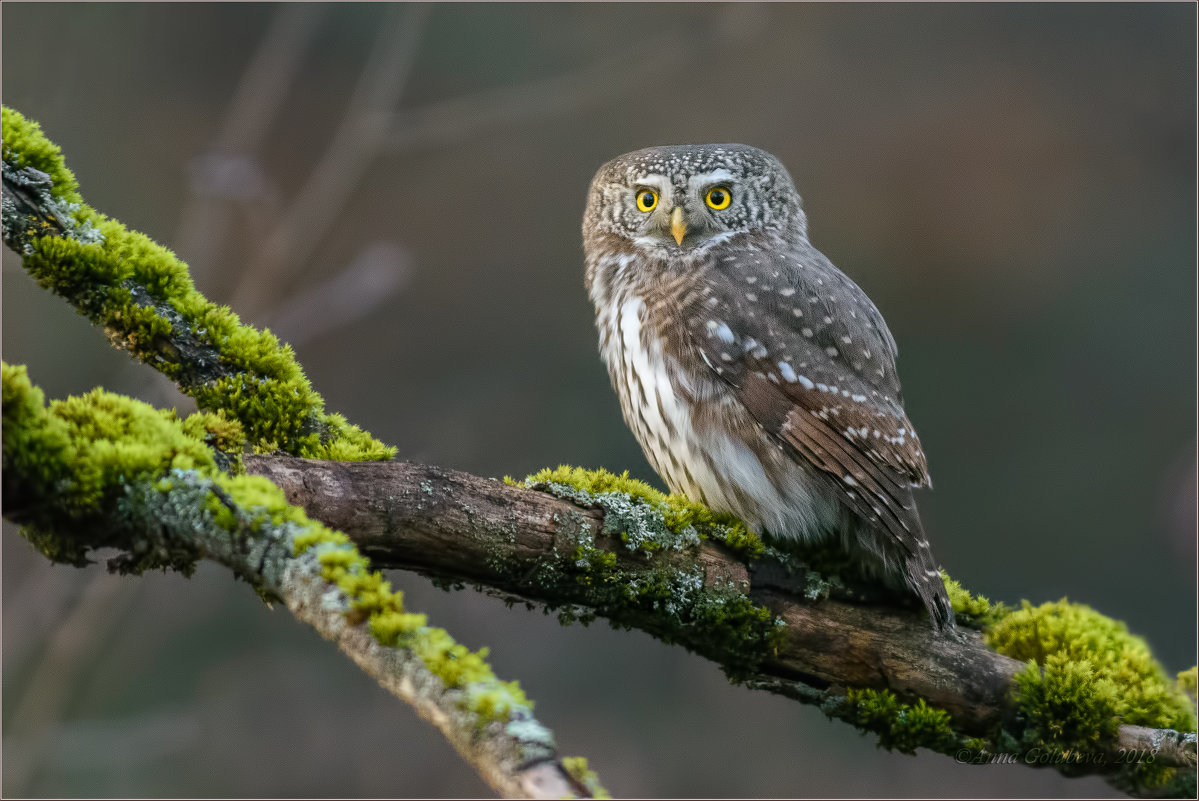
[684,242,931,542]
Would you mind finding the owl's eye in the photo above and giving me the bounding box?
[705,186,732,210]
[635,189,658,213]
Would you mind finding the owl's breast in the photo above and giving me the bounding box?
[596,287,698,494]
[589,261,839,539]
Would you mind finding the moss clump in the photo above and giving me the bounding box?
[940,570,1010,629]
[688,580,785,678]
[988,599,1195,789]
[181,409,246,472]
[187,471,520,720]
[2,106,394,462]
[4,362,532,730]
[289,521,530,725]
[509,467,782,677]
[1,107,83,205]
[515,465,764,558]
[3,360,215,568]
[562,756,612,799]
[1178,666,1196,702]
[1010,653,1121,753]
[180,410,246,455]
[200,472,314,536]
[571,541,619,581]
[844,688,959,755]
[1156,767,1197,799]
[989,600,1196,735]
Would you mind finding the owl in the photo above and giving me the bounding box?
[583,144,953,629]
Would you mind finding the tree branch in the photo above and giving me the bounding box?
[5,102,1193,799]
[244,456,1010,726]
[274,536,585,799]
[2,105,605,797]
[0,364,598,799]
[0,142,393,463]
[245,454,1198,789]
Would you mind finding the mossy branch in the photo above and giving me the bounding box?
[0,362,601,799]
[1,105,602,798]
[246,455,1198,797]
[1,106,393,461]
[4,104,1194,798]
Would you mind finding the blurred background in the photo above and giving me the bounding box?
[3,3,1195,797]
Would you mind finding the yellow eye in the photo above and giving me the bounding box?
[636,189,658,212]
[706,186,731,210]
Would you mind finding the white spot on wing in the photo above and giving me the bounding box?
[708,321,736,344]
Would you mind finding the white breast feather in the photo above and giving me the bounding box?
[600,288,839,540]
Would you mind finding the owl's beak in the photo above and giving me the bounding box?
[670,206,687,245]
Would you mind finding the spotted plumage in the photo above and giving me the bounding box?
[583,144,953,629]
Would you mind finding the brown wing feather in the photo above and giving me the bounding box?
[736,369,922,555]
[681,241,936,559]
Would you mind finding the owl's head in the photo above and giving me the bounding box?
[583,143,807,258]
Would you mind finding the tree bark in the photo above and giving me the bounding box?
[245,454,1195,775]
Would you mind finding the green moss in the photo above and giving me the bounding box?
[562,756,612,799]
[289,518,531,725]
[2,106,83,205]
[1155,767,1197,799]
[989,600,1196,735]
[961,736,989,753]
[1011,653,1121,752]
[181,410,246,471]
[1178,666,1196,701]
[690,582,785,679]
[844,688,959,755]
[209,470,532,726]
[986,599,1195,790]
[572,542,619,579]
[2,106,394,463]
[940,570,1010,628]
[517,465,667,500]
[3,360,217,557]
[508,467,785,677]
[5,363,533,730]
[518,465,764,558]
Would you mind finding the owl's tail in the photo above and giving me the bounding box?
[848,511,955,631]
[901,548,955,632]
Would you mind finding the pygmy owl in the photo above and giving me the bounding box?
[582,144,953,629]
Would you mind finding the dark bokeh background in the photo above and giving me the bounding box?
[3,3,1195,797]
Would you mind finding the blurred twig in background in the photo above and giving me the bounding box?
[383,37,688,154]
[263,241,412,347]
[174,3,324,280]
[234,3,428,315]
[4,573,142,791]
